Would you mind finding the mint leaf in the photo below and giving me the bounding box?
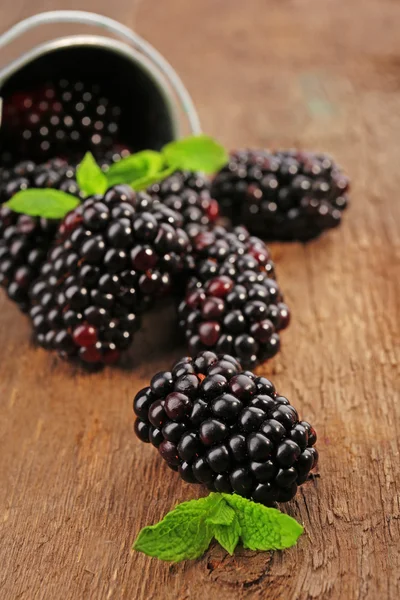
[5,189,80,220]
[106,150,164,187]
[133,493,304,562]
[131,165,176,191]
[133,495,219,562]
[77,152,108,196]
[162,134,228,174]
[213,516,241,555]
[205,494,235,526]
[223,494,303,551]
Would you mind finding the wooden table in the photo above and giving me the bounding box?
[0,1,399,598]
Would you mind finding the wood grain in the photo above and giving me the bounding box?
[0,1,399,599]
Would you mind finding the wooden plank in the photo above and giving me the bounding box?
[0,1,399,598]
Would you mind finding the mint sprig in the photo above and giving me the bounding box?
[133,493,303,562]
[76,152,108,196]
[76,135,227,196]
[5,189,80,219]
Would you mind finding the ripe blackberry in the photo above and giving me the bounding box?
[147,171,219,238]
[29,185,191,365]
[1,79,131,163]
[212,149,350,241]
[133,352,318,506]
[0,159,81,312]
[178,226,289,368]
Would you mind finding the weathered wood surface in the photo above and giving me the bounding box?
[0,1,399,598]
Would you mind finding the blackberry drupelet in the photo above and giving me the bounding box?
[147,171,219,238]
[212,149,350,241]
[1,79,131,164]
[29,185,191,365]
[0,159,82,312]
[178,226,289,368]
[133,352,318,506]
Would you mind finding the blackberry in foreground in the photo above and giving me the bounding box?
[148,171,219,239]
[1,79,131,163]
[178,226,289,368]
[0,159,81,311]
[212,149,350,241]
[29,185,191,365]
[133,352,318,506]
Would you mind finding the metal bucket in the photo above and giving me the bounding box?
[0,10,201,163]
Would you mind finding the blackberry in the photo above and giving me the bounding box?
[148,171,219,238]
[0,159,81,311]
[178,226,289,368]
[133,352,318,506]
[212,149,350,241]
[1,79,131,164]
[29,185,191,365]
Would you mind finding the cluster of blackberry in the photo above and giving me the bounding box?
[0,150,291,371]
[178,226,289,368]
[212,149,349,241]
[29,186,191,365]
[147,170,219,239]
[0,159,82,311]
[134,352,318,506]
[0,76,328,511]
[1,79,131,164]
[0,156,296,372]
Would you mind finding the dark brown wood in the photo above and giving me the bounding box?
[1,1,399,598]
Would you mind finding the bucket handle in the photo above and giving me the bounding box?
[0,10,202,136]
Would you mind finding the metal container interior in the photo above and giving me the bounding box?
[0,35,179,163]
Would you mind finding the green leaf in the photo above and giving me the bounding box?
[162,134,228,174]
[213,516,241,555]
[206,495,235,526]
[132,492,304,563]
[5,189,80,220]
[106,150,164,187]
[76,152,108,196]
[133,495,219,562]
[223,494,303,551]
[131,165,176,191]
